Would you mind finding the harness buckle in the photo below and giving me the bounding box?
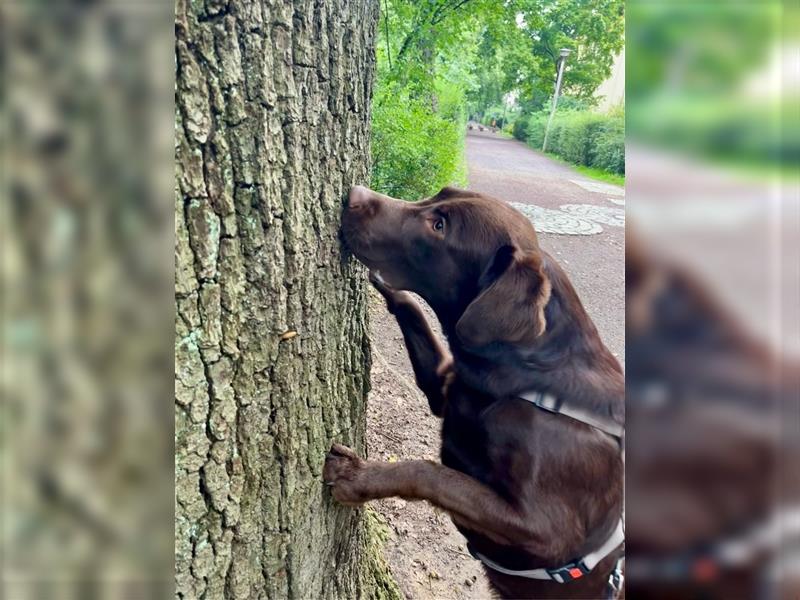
[548,559,590,582]
[608,557,625,597]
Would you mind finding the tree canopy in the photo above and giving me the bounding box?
[377,0,623,109]
[370,0,625,198]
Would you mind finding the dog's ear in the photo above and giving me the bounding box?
[433,186,467,200]
[456,245,552,348]
[432,186,479,201]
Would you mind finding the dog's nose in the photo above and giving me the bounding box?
[348,185,372,211]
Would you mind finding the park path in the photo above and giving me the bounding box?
[366,129,625,600]
[465,128,625,360]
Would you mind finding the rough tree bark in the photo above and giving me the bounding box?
[174,1,396,598]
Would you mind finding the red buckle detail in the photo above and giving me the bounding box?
[568,567,584,579]
[548,560,590,582]
[692,558,718,582]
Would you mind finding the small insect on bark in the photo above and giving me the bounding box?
[280,330,298,341]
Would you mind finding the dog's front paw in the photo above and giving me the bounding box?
[323,443,370,506]
[368,271,413,315]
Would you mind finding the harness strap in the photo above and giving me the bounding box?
[469,519,625,583]
[518,390,624,439]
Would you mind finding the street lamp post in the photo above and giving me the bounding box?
[542,48,571,153]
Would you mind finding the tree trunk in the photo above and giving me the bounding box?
[174,1,396,598]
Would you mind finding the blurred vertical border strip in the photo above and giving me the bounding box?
[626,0,800,598]
[2,1,175,599]
[780,1,800,590]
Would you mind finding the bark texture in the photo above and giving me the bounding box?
[174,1,394,598]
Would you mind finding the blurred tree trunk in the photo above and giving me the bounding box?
[174,1,396,598]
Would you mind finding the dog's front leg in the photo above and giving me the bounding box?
[369,272,452,416]
[324,444,553,555]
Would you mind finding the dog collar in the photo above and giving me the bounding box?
[468,518,625,583]
[518,390,624,440]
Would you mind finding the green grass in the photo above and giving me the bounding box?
[542,152,625,187]
[572,164,625,187]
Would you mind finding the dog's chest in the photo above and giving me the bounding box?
[440,391,500,489]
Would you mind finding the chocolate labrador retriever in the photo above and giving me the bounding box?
[325,186,625,599]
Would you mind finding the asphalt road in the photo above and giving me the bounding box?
[465,128,625,362]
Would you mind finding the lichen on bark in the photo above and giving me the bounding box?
[174,0,395,598]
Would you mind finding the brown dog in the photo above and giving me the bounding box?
[325,186,625,599]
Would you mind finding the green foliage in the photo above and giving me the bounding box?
[555,113,606,165]
[591,109,625,174]
[520,108,625,175]
[468,0,624,116]
[369,0,626,197]
[369,0,486,200]
[435,77,469,125]
[523,112,547,148]
[572,165,625,187]
[626,2,776,101]
[628,95,786,167]
[552,96,592,112]
[626,2,788,171]
[371,87,466,200]
[521,0,624,103]
[513,116,531,142]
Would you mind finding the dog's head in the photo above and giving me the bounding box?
[342,185,551,347]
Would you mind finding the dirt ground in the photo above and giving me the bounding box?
[366,288,494,599]
[365,129,626,599]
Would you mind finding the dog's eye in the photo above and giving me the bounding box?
[433,218,445,232]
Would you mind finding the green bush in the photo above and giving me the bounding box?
[370,87,466,200]
[551,112,606,165]
[525,113,548,149]
[436,78,468,125]
[628,96,789,169]
[592,117,625,174]
[522,109,625,175]
[512,115,530,141]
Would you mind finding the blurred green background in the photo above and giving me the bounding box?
[627,0,795,174]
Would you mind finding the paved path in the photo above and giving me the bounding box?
[466,129,625,361]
